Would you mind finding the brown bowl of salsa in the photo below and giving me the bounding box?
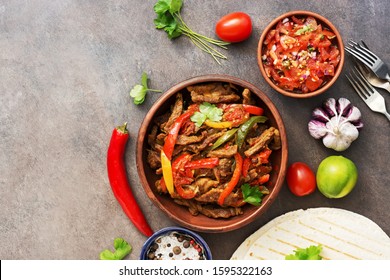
[258,10,344,98]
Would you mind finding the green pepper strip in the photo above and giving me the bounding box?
[210,128,238,151]
[236,116,268,149]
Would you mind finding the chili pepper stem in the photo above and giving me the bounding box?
[117,122,128,134]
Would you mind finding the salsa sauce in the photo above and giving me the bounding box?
[262,16,341,93]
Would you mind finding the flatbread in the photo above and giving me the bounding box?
[231,208,390,260]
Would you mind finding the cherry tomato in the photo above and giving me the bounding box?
[286,162,316,196]
[215,12,252,43]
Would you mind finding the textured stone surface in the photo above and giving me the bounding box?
[0,0,389,260]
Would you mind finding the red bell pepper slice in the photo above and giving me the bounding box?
[162,104,199,161]
[242,157,251,177]
[258,174,270,185]
[172,153,196,199]
[218,153,243,206]
[185,157,219,169]
[242,105,264,116]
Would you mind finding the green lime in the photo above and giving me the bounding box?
[316,155,358,198]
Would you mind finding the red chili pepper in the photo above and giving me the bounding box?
[185,157,220,169]
[162,104,199,160]
[218,153,243,206]
[107,123,153,237]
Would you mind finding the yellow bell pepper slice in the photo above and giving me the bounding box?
[161,150,174,195]
[204,119,233,129]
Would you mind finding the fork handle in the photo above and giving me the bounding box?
[385,111,390,122]
[384,82,390,93]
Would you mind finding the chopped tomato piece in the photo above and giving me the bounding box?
[322,29,336,39]
[306,77,323,91]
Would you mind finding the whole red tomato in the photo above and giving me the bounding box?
[215,12,252,43]
[286,162,316,196]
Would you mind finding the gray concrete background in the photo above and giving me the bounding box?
[1,0,389,260]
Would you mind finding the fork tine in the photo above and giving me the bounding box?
[355,60,370,76]
[360,40,369,49]
[353,66,376,94]
[346,74,368,101]
[345,46,374,67]
[348,40,378,63]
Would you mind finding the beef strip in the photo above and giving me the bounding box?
[207,145,237,158]
[188,82,240,104]
[247,164,273,182]
[176,131,206,145]
[147,125,158,147]
[195,187,243,207]
[213,158,233,182]
[242,88,255,105]
[147,149,160,169]
[162,93,183,132]
[244,127,276,157]
[174,199,243,218]
[192,178,219,195]
[269,128,281,150]
[184,131,225,154]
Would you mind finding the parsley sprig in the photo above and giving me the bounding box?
[153,0,229,64]
[190,102,223,127]
[129,72,161,105]
[241,183,265,206]
[285,245,323,260]
[99,238,132,260]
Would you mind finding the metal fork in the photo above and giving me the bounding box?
[346,67,390,121]
[345,40,390,82]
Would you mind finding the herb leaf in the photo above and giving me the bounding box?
[153,0,229,64]
[190,102,223,127]
[100,238,132,260]
[285,245,323,260]
[191,112,207,127]
[169,0,183,14]
[129,85,147,105]
[241,183,264,206]
[154,0,170,14]
[129,72,161,105]
[295,25,314,35]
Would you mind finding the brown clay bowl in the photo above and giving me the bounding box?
[258,10,345,98]
[136,74,288,233]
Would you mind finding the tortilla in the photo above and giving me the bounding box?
[231,208,390,260]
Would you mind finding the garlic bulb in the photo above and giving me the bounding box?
[308,98,363,151]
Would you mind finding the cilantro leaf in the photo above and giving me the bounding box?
[199,102,223,122]
[191,102,223,127]
[241,183,264,206]
[285,245,323,260]
[100,238,132,260]
[153,0,183,39]
[129,72,161,105]
[295,25,314,35]
[129,85,146,105]
[153,0,170,14]
[140,72,148,88]
[191,111,207,127]
[169,0,182,14]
